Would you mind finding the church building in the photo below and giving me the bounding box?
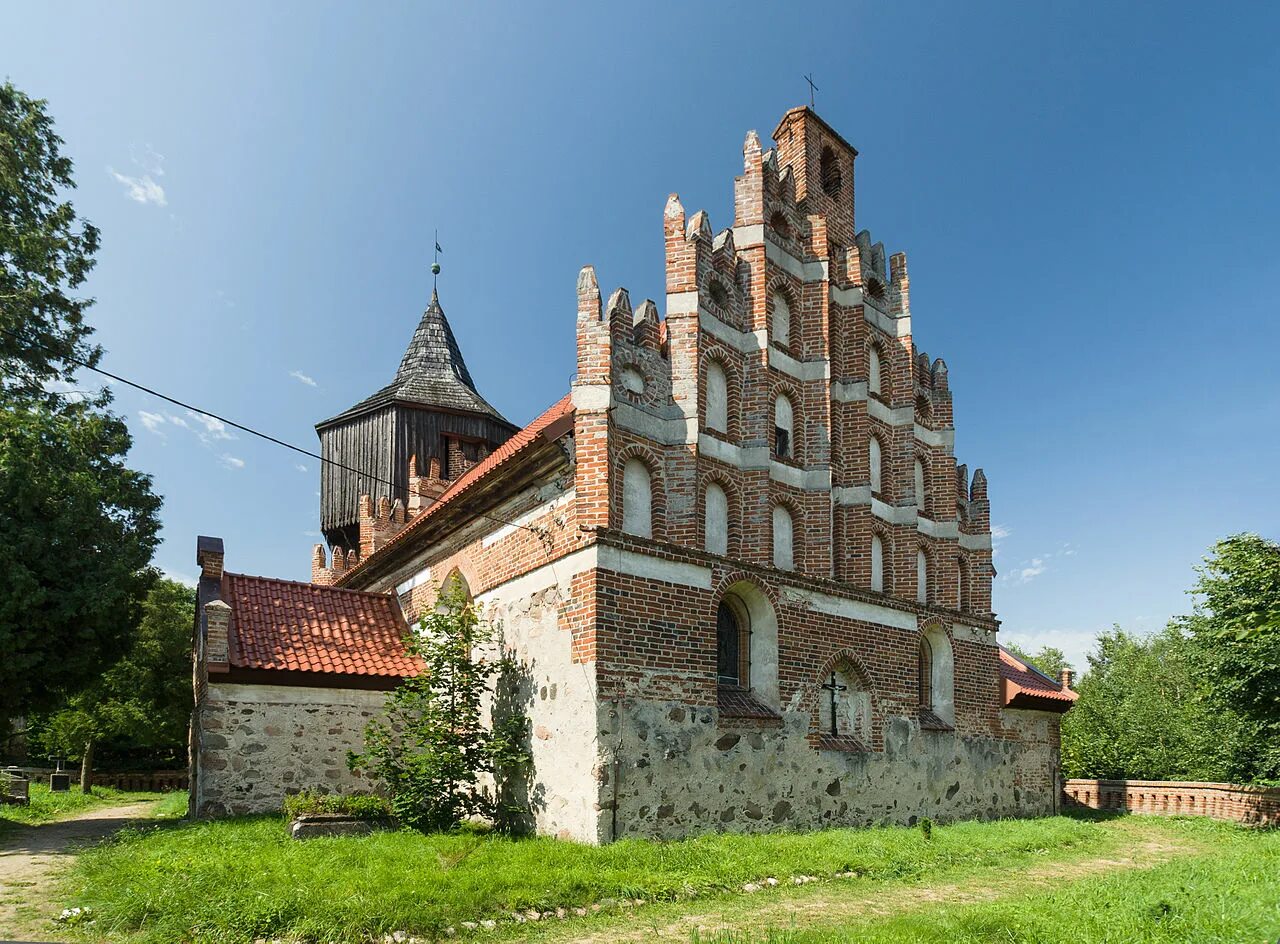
[190,106,1075,838]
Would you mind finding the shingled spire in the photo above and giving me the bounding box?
[315,286,516,549]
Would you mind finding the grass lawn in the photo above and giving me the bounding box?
[696,817,1280,944]
[0,782,179,834]
[59,812,1165,944]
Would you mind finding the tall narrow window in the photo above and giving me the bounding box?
[704,482,729,556]
[869,436,882,495]
[869,346,882,398]
[914,458,926,514]
[771,291,791,348]
[957,558,970,612]
[622,458,653,538]
[716,598,748,688]
[916,549,929,604]
[705,361,728,433]
[820,146,842,198]
[870,533,885,592]
[772,505,795,571]
[774,395,794,460]
[918,636,934,708]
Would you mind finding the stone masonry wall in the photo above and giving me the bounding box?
[192,682,386,817]
[606,706,1058,839]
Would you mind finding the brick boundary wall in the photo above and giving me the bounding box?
[1063,779,1280,827]
[14,768,188,792]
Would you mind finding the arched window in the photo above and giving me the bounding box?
[916,548,929,604]
[771,291,791,348]
[869,436,883,495]
[705,360,728,433]
[622,458,653,538]
[772,505,795,571]
[870,533,885,592]
[868,346,882,398]
[917,636,933,708]
[716,596,750,688]
[707,278,729,309]
[914,458,927,514]
[820,146,842,198]
[774,394,794,460]
[769,210,791,241]
[704,482,729,556]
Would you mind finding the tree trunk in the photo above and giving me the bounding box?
[79,738,95,794]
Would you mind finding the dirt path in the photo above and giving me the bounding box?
[0,800,162,941]
[541,828,1202,943]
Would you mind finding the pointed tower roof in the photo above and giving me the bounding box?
[318,290,509,428]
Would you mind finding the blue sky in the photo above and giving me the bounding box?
[5,2,1278,669]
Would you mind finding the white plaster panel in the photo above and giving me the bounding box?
[666,291,699,316]
[572,384,612,411]
[781,586,919,631]
[596,545,713,590]
[699,311,764,354]
[769,460,832,491]
[770,347,830,382]
[959,532,993,551]
[482,492,575,548]
[868,397,913,427]
[731,224,764,247]
[613,401,687,445]
[831,381,868,403]
[872,497,918,526]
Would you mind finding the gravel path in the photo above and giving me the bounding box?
[0,799,161,941]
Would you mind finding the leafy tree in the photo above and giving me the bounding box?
[1003,642,1070,679]
[348,589,529,832]
[1060,624,1247,782]
[1,81,102,403]
[1187,533,1280,779]
[0,81,163,719]
[0,403,162,719]
[37,577,195,790]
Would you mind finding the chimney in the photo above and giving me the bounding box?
[204,600,231,673]
[1059,668,1075,690]
[196,535,225,581]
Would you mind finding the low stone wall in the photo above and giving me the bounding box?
[1063,779,1280,826]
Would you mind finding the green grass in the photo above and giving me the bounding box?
[63,814,1112,943]
[696,819,1280,944]
[0,782,175,832]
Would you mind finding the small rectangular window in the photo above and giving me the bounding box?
[775,426,790,459]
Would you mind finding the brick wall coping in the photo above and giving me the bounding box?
[1066,778,1280,796]
[1064,778,1280,827]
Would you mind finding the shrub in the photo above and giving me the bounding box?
[282,790,392,822]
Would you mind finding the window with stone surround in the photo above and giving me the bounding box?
[621,458,653,539]
[774,394,794,460]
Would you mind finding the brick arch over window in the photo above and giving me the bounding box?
[770,495,804,572]
[699,470,740,558]
[771,378,805,463]
[701,350,741,439]
[712,574,781,710]
[766,277,800,355]
[613,445,667,541]
[808,648,881,750]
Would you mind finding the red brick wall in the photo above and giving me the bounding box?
[1063,779,1280,826]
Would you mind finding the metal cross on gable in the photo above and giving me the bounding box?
[822,671,847,738]
[804,73,819,109]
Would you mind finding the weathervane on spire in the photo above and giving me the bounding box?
[431,230,442,289]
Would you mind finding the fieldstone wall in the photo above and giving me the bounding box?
[602,702,1060,840]
[192,682,387,817]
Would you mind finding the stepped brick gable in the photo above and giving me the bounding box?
[191,107,1075,837]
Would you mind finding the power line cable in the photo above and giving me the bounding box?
[0,325,556,544]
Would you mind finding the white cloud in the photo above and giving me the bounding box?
[289,369,318,388]
[296,463,309,472]
[138,410,167,435]
[220,454,245,470]
[108,144,167,207]
[991,524,1012,540]
[187,411,234,443]
[162,569,199,588]
[1017,558,1047,584]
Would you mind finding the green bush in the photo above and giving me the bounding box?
[281,790,392,821]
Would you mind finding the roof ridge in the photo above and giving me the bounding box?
[224,571,398,601]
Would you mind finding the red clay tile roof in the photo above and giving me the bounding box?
[222,572,419,677]
[999,646,1077,709]
[338,393,575,583]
